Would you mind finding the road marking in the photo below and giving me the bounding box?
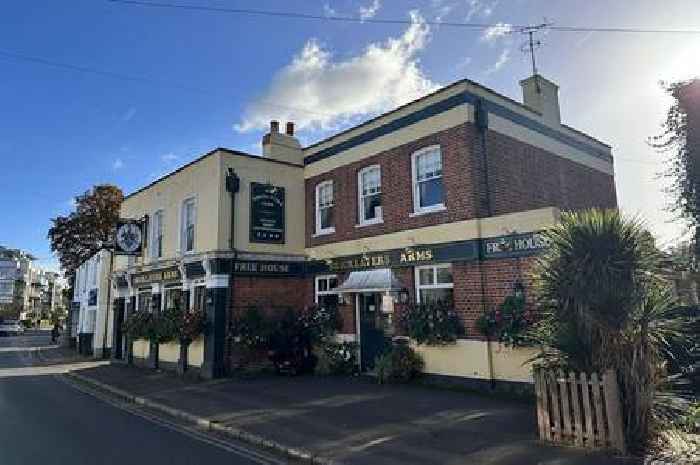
[58,376,288,465]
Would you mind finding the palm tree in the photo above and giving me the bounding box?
[529,209,694,451]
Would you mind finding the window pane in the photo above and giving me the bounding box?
[320,206,334,230]
[419,177,444,208]
[361,167,381,194]
[318,279,328,292]
[328,278,338,289]
[420,288,453,305]
[416,149,442,180]
[419,268,434,286]
[363,193,381,221]
[436,266,453,284]
[318,183,333,207]
[186,224,195,251]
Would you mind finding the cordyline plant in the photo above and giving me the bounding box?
[526,209,695,452]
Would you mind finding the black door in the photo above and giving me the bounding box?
[112,298,125,359]
[358,293,389,371]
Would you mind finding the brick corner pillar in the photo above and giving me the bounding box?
[201,274,229,379]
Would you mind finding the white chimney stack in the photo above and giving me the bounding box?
[520,74,561,126]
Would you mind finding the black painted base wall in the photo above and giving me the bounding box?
[418,373,535,400]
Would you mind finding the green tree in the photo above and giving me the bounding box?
[48,185,123,274]
[529,209,693,451]
[651,79,700,255]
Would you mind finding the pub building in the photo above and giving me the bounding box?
[110,73,616,389]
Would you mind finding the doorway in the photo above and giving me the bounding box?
[357,293,390,371]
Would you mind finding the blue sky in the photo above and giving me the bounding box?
[1,0,699,271]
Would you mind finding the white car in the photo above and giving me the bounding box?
[0,320,24,336]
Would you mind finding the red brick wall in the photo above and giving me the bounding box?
[452,257,538,334]
[305,122,617,248]
[230,276,313,318]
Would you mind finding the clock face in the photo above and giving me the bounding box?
[116,222,142,253]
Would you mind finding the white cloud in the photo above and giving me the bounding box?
[359,0,381,21]
[161,152,178,162]
[234,11,437,134]
[466,0,498,21]
[323,3,336,17]
[112,158,124,170]
[481,22,513,42]
[485,48,510,74]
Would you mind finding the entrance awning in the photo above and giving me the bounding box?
[335,268,403,293]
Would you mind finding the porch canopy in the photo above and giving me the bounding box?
[334,268,403,293]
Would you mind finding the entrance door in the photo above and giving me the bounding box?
[358,293,390,371]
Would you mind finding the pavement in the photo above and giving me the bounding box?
[0,331,292,465]
[67,357,639,465]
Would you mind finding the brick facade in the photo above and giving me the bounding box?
[306,122,617,248]
[230,275,313,317]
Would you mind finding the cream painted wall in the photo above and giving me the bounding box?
[132,339,149,359]
[158,342,180,363]
[117,153,223,270]
[306,207,560,260]
[413,339,536,383]
[188,337,204,367]
[217,151,305,255]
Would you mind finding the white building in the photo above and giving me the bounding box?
[73,249,113,357]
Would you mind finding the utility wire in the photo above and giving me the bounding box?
[107,0,700,35]
[0,49,334,119]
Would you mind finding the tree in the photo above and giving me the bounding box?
[529,209,694,452]
[651,79,700,257]
[48,185,123,274]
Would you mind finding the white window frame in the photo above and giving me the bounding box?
[314,274,339,304]
[414,263,453,304]
[180,197,197,255]
[357,165,383,226]
[411,145,445,215]
[315,180,335,236]
[150,209,164,260]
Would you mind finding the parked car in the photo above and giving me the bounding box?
[0,320,24,336]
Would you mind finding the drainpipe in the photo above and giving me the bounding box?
[474,98,496,390]
[225,168,240,362]
[101,250,114,359]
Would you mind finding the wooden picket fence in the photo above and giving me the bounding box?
[534,368,626,454]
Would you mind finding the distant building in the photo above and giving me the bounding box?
[73,250,113,357]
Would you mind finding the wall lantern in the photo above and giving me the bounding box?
[397,288,410,304]
[513,281,525,298]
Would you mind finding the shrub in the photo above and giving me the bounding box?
[315,341,358,376]
[229,307,273,350]
[475,295,534,346]
[400,300,462,345]
[375,341,424,384]
[122,311,153,340]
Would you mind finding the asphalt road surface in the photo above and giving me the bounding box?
[0,332,289,465]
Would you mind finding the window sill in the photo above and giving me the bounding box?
[355,219,383,228]
[409,206,447,217]
[313,229,335,238]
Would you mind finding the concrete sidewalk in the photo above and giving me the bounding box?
[69,363,635,465]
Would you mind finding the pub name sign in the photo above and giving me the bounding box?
[133,267,181,286]
[250,182,285,244]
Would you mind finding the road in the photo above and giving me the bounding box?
[0,331,289,465]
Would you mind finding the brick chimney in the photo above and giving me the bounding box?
[262,120,303,165]
[520,74,561,126]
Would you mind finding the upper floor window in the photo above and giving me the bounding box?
[358,165,382,225]
[150,210,164,259]
[315,181,335,235]
[412,146,444,214]
[181,198,196,253]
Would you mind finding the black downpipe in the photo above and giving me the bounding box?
[474,99,496,390]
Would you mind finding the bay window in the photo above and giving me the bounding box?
[412,145,444,213]
[358,165,382,225]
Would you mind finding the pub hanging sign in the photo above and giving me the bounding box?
[114,219,144,255]
[250,182,285,244]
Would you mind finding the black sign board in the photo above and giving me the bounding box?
[250,183,285,244]
[233,260,304,277]
[114,219,144,255]
[482,232,551,259]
